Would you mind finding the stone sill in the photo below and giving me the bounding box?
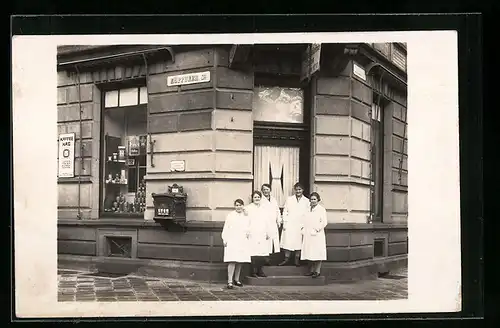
[58,218,224,229]
[58,218,407,231]
[57,177,92,184]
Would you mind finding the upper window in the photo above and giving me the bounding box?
[105,86,147,108]
[253,86,304,124]
[371,101,384,222]
[102,86,148,216]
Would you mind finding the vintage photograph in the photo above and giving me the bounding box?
[55,42,409,303]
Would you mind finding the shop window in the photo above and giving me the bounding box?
[101,86,148,216]
[252,76,311,207]
[371,101,384,222]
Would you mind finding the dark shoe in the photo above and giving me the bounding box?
[227,283,234,289]
[278,258,289,266]
[251,273,258,278]
[233,281,243,287]
[294,258,301,267]
[312,272,320,278]
[257,270,267,277]
[304,272,314,276]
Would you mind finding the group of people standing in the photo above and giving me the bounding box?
[221,182,328,289]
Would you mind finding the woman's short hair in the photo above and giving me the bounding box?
[261,183,272,191]
[309,192,321,201]
[251,190,263,199]
[293,182,304,190]
[234,199,244,206]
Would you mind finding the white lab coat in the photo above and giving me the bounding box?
[300,204,328,261]
[261,195,281,253]
[246,202,273,256]
[280,195,310,251]
[221,211,252,263]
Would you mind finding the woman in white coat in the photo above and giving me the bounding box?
[279,182,310,266]
[246,190,272,277]
[260,183,281,256]
[221,198,251,289]
[301,192,328,278]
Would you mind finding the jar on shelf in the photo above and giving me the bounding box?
[118,146,126,161]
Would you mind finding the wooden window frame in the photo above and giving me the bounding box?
[252,73,312,197]
[371,94,387,223]
[98,78,148,219]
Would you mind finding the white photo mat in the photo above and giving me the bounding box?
[12,31,461,317]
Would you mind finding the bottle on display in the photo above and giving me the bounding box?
[118,146,126,161]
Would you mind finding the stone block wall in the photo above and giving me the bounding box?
[312,61,373,223]
[57,51,172,220]
[144,47,254,222]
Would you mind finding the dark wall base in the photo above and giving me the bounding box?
[58,254,407,283]
[322,255,407,282]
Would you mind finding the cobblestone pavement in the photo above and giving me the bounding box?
[58,267,407,302]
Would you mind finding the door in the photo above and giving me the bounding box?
[253,145,300,208]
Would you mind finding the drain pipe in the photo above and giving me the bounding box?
[75,65,84,220]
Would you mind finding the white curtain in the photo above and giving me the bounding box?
[254,145,300,208]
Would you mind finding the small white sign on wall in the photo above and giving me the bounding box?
[353,62,367,81]
[170,160,185,172]
[58,133,75,178]
[167,71,211,87]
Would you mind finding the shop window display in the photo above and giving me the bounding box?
[102,86,148,215]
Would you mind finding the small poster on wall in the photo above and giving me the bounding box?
[58,133,75,178]
[128,136,140,156]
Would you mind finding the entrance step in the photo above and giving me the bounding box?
[261,265,310,276]
[245,275,326,286]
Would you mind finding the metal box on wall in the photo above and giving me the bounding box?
[152,184,187,228]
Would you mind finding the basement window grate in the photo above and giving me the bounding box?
[106,236,132,258]
[374,238,386,258]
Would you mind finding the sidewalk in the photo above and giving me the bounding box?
[58,266,407,302]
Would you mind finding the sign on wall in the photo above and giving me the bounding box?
[353,62,367,81]
[167,71,211,87]
[170,160,185,172]
[300,43,321,82]
[58,133,75,178]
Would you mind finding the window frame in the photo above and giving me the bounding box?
[370,95,386,223]
[98,79,148,218]
[252,73,312,197]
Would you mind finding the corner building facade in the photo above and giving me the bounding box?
[57,43,408,282]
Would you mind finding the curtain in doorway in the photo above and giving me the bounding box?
[254,145,300,208]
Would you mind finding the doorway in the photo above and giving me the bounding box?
[253,145,300,208]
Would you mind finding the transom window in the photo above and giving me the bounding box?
[253,86,304,124]
[104,86,147,108]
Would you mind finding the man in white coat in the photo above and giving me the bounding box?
[260,184,281,260]
[278,182,310,266]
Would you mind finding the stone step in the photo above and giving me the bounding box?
[261,265,310,276]
[245,275,326,286]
